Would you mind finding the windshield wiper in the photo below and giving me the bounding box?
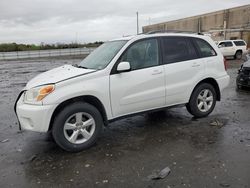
[73,64,88,69]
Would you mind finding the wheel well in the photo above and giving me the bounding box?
[193,78,221,101]
[235,49,242,54]
[48,96,108,131]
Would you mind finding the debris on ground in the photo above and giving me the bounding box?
[85,164,90,168]
[105,153,113,157]
[148,166,171,180]
[1,139,9,143]
[210,119,224,128]
[219,183,230,187]
[102,180,108,183]
[29,155,37,162]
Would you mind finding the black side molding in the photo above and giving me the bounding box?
[14,91,25,130]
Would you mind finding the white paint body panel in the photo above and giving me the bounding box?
[25,64,95,89]
[164,58,205,106]
[110,66,165,117]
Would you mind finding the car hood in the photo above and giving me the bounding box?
[243,60,250,68]
[25,64,95,89]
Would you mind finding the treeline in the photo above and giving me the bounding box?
[0,41,103,52]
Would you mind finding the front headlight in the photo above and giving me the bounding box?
[24,84,55,103]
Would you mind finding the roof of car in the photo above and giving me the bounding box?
[110,33,207,42]
[218,39,246,43]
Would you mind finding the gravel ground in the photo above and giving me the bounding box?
[0,57,250,188]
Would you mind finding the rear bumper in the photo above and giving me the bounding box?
[15,92,56,132]
[216,75,230,92]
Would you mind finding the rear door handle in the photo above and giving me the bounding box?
[152,70,163,75]
[192,63,200,67]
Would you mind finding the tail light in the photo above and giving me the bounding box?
[223,58,227,71]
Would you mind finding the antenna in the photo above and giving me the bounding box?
[136,12,139,34]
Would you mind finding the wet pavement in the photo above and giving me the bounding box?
[0,57,250,188]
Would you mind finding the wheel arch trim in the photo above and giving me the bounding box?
[48,95,108,131]
[190,77,221,102]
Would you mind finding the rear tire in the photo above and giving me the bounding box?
[235,51,242,60]
[52,102,103,152]
[186,83,216,118]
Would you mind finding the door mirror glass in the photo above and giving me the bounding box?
[117,61,131,73]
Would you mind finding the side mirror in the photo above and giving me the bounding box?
[117,61,131,73]
[218,45,222,48]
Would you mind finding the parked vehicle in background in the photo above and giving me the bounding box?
[237,58,250,89]
[217,40,248,60]
[15,33,230,152]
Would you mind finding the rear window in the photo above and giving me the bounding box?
[194,38,217,57]
[161,37,198,64]
[233,41,246,46]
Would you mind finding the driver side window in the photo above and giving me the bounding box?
[120,39,159,70]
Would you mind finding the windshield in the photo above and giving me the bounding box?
[78,40,128,70]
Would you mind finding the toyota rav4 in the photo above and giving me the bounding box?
[15,33,230,152]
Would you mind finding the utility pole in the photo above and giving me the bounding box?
[136,12,139,34]
[223,9,229,40]
[148,17,151,25]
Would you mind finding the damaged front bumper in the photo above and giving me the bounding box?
[237,74,250,87]
[14,91,56,132]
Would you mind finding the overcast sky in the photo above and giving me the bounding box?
[0,0,249,44]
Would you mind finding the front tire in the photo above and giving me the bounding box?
[186,83,216,118]
[52,102,103,152]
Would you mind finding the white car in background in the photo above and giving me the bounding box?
[15,33,230,152]
[217,40,248,59]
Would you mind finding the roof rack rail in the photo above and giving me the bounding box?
[146,30,203,35]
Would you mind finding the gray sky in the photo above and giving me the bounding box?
[0,0,249,44]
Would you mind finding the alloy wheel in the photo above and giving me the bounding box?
[63,112,96,144]
[196,89,214,112]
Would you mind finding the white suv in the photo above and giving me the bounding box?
[15,33,230,152]
[217,40,248,59]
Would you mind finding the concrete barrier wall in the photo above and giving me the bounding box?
[143,5,250,33]
[0,47,95,60]
[142,4,250,46]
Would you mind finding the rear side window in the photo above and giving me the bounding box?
[219,41,233,47]
[194,38,217,57]
[233,41,246,46]
[161,37,198,64]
